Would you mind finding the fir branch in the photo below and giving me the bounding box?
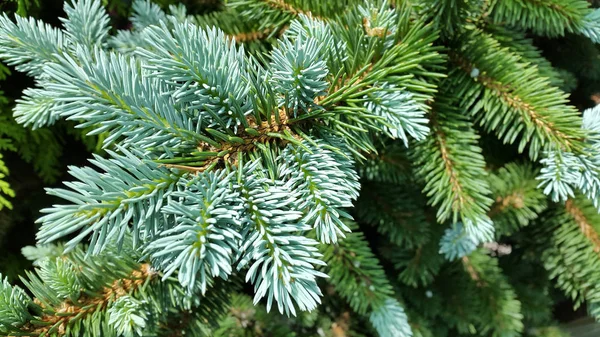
[321,223,394,315]
[580,8,600,43]
[0,13,67,77]
[440,223,480,261]
[565,198,600,253]
[355,181,431,249]
[448,29,585,158]
[168,109,298,172]
[37,149,183,253]
[5,0,600,333]
[369,298,412,337]
[19,264,153,336]
[461,256,482,286]
[488,0,591,37]
[320,222,412,337]
[489,193,525,217]
[359,142,411,183]
[230,0,360,22]
[137,22,253,130]
[279,140,360,244]
[130,0,167,31]
[412,95,493,236]
[435,251,523,336]
[145,170,242,294]
[390,237,444,288]
[61,0,110,48]
[234,161,328,316]
[487,163,548,235]
[486,24,565,88]
[453,56,572,145]
[540,196,600,319]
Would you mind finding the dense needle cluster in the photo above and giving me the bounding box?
[0,0,599,336]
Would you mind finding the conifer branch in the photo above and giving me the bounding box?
[565,198,600,253]
[412,97,493,233]
[3,0,600,334]
[488,0,591,37]
[18,264,153,337]
[0,154,14,210]
[451,53,575,150]
[164,109,302,172]
[541,197,600,320]
[355,182,431,248]
[431,111,466,206]
[448,29,585,158]
[452,252,524,335]
[390,237,444,287]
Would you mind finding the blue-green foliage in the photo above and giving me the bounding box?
[538,104,600,209]
[0,275,31,333]
[37,258,82,299]
[0,0,418,318]
[138,23,252,129]
[284,14,347,75]
[37,149,181,253]
[4,0,600,336]
[580,8,600,44]
[107,296,148,337]
[234,160,327,316]
[364,84,429,146]
[369,298,412,337]
[61,0,110,47]
[439,222,478,261]
[130,0,167,31]
[146,170,241,294]
[279,140,360,244]
[538,151,582,202]
[270,35,329,115]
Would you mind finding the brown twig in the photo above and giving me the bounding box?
[565,199,600,253]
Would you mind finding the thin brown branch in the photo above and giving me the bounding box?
[20,264,153,336]
[565,199,600,253]
[461,256,487,287]
[450,53,573,148]
[429,110,471,211]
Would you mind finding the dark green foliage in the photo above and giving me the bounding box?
[487,163,548,236]
[488,0,590,37]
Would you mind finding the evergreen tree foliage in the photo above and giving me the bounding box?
[0,0,147,283]
[1,0,600,336]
